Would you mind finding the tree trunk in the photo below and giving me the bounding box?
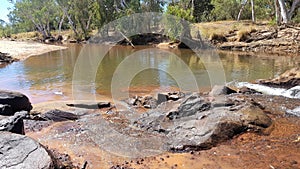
[237,0,248,21]
[251,0,256,23]
[58,13,65,34]
[288,0,300,20]
[278,0,289,23]
[274,0,281,24]
[191,0,194,17]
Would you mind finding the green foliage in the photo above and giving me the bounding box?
[6,0,299,40]
[165,4,193,40]
[210,0,240,21]
[167,5,194,22]
[9,0,59,38]
[141,0,165,12]
[292,8,300,23]
[193,0,214,22]
[0,21,12,38]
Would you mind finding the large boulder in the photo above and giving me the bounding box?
[0,90,32,116]
[0,132,54,169]
[134,94,272,152]
[0,111,27,134]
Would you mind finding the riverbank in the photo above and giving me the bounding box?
[0,40,67,61]
[5,21,300,54]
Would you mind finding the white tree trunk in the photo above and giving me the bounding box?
[237,0,248,21]
[251,0,256,23]
[278,0,289,23]
[58,13,65,34]
[274,0,281,24]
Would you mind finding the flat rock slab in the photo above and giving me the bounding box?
[0,132,54,169]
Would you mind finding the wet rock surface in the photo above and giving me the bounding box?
[0,132,54,169]
[0,90,32,115]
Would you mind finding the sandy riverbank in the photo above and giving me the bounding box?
[0,40,67,60]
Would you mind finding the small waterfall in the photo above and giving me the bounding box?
[236,82,300,99]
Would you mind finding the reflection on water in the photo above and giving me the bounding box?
[0,44,298,103]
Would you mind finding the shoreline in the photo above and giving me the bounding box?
[0,40,68,61]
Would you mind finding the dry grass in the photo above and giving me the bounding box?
[11,31,41,40]
[209,33,227,42]
[237,30,250,42]
[195,20,270,40]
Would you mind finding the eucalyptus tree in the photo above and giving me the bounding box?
[9,0,59,39]
[276,0,299,23]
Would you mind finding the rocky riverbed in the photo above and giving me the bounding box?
[210,25,300,54]
[0,67,299,169]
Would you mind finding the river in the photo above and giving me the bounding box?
[0,44,298,103]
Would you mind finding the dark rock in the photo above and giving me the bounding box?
[209,85,237,96]
[0,111,27,134]
[238,86,262,94]
[157,93,168,105]
[56,35,63,41]
[0,132,54,169]
[41,109,78,122]
[0,52,17,63]
[66,102,111,109]
[0,104,13,116]
[0,90,32,115]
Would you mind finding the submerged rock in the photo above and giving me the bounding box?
[0,90,32,115]
[0,132,54,169]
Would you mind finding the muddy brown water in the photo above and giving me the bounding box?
[0,44,299,104]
